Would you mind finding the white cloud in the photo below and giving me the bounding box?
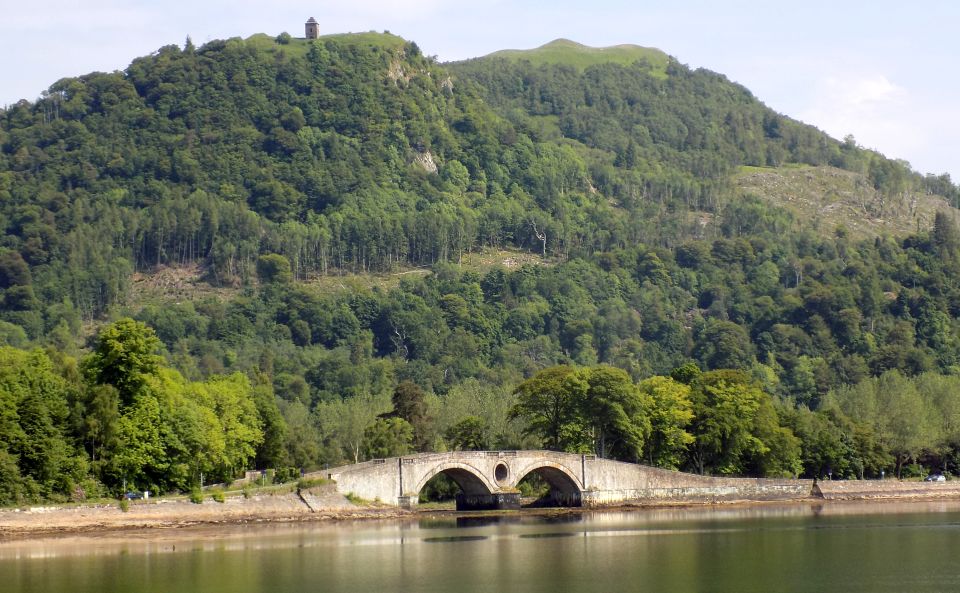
[800,74,918,154]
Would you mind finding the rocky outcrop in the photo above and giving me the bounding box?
[413,150,438,174]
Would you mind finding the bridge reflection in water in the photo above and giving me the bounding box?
[317,451,814,511]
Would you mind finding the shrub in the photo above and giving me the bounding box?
[189,489,203,504]
[296,477,330,493]
[273,467,299,484]
[211,489,225,503]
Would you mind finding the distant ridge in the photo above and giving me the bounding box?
[482,38,670,73]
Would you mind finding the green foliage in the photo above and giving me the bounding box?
[512,365,651,462]
[273,467,299,484]
[688,371,777,475]
[0,347,87,504]
[572,365,651,461]
[387,381,431,450]
[211,488,225,503]
[419,473,460,503]
[296,477,331,492]
[639,376,694,469]
[189,488,203,504]
[511,366,583,451]
[361,417,414,459]
[84,319,163,405]
[445,416,488,451]
[257,254,293,285]
[344,491,365,505]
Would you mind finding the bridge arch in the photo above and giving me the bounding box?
[412,462,496,497]
[512,460,583,507]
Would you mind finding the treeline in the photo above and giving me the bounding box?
[4,318,959,505]
[512,363,960,480]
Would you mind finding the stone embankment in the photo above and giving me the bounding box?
[815,479,960,500]
[0,485,397,537]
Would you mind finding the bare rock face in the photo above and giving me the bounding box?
[414,150,438,174]
[387,59,408,83]
[440,76,454,93]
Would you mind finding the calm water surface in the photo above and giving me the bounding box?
[3,501,960,593]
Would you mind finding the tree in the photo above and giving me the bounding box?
[0,347,86,501]
[749,398,802,478]
[281,400,322,469]
[573,366,651,461]
[252,375,287,469]
[190,373,264,479]
[84,318,163,406]
[315,391,391,465]
[510,366,583,451]
[639,376,694,469]
[445,416,488,451]
[693,321,754,370]
[82,384,119,467]
[874,371,935,478]
[111,393,167,491]
[362,417,414,459]
[688,370,769,475]
[386,381,432,451]
[257,254,293,285]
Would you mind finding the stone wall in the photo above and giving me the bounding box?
[319,451,819,507]
[582,457,813,505]
[816,480,960,500]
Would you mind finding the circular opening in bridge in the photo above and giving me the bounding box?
[494,463,509,484]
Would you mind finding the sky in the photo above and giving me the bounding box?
[2,0,957,180]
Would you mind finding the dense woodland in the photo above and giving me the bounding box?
[2,33,960,504]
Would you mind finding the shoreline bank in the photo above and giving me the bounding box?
[3,479,960,540]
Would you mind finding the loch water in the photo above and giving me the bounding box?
[3,501,960,593]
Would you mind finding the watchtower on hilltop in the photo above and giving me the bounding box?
[305,17,320,39]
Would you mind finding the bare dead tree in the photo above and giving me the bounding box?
[530,220,547,256]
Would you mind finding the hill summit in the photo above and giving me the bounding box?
[484,38,670,72]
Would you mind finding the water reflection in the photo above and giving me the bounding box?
[5,501,960,593]
[422,535,490,543]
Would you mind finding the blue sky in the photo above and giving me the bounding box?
[2,0,957,180]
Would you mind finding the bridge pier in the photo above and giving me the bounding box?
[526,491,582,508]
[398,495,419,510]
[456,492,521,511]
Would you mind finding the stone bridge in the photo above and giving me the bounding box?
[317,451,815,510]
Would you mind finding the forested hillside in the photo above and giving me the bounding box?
[2,33,960,503]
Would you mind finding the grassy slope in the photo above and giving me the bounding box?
[485,38,670,76]
[735,165,953,239]
[125,249,550,310]
[243,32,408,59]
